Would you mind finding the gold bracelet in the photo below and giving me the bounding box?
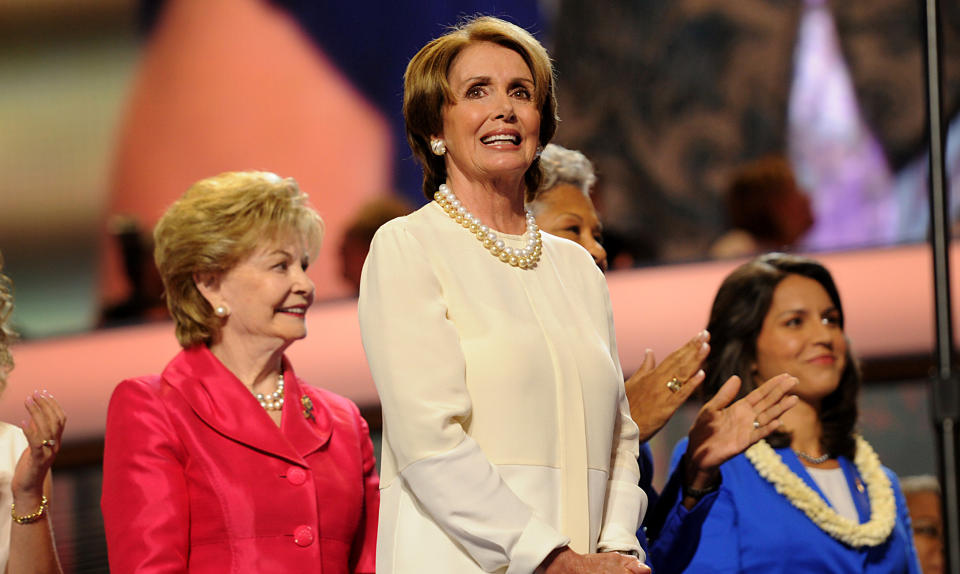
[11,495,48,524]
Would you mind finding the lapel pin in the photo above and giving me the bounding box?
[301,395,315,421]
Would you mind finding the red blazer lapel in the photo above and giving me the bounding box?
[162,346,328,467]
[280,360,333,458]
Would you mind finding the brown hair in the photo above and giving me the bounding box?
[726,156,805,243]
[403,15,558,201]
[154,171,324,348]
[0,251,16,394]
[703,253,859,459]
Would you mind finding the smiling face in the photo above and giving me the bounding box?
[439,41,541,187]
[533,184,607,271]
[201,234,315,350]
[754,274,847,406]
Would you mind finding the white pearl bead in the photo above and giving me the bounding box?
[434,186,541,269]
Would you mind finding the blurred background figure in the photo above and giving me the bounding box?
[901,475,944,574]
[99,215,166,328]
[709,156,815,259]
[339,197,411,295]
[0,251,66,574]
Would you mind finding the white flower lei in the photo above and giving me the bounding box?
[744,434,896,547]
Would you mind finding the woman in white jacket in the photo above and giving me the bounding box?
[359,15,648,574]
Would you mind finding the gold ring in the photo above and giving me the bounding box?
[40,439,55,448]
[752,420,760,430]
[666,377,682,393]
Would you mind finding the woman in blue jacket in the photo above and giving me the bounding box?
[651,253,920,573]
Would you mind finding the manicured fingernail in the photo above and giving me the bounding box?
[695,369,705,379]
[700,342,709,353]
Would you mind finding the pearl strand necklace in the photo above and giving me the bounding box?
[255,372,284,411]
[434,184,542,269]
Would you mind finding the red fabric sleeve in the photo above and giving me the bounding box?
[101,377,190,573]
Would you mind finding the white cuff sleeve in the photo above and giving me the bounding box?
[401,436,569,572]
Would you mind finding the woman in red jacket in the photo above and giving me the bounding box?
[101,171,378,573]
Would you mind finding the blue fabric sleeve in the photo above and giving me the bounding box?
[647,439,726,574]
[889,469,922,574]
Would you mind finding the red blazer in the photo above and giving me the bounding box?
[101,346,378,573]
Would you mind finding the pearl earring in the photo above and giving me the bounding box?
[215,305,230,318]
[430,138,447,156]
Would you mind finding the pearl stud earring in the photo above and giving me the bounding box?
[430,138,447,156]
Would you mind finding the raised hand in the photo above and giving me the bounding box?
[684,373,798,490]
[12,390,66,499]
[625,330,710,442]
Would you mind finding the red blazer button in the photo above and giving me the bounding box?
[286,466,307,485]
[293,525,314,547]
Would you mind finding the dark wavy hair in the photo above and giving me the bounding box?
[703,253,859,459]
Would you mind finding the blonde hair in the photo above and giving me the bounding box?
[0,251,16,394]
[154,171,324,348]
[403,15,558,201]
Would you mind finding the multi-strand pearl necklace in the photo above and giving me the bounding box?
[255,373,284,411]
[434,184,542,269]
[745,435,895,547]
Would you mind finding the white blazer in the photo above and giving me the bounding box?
[359,202,645,573]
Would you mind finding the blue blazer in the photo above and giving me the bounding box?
[650,438,920,574]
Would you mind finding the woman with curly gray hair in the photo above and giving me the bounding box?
[528,143,607,270]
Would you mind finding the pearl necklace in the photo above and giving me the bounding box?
[434,184,542,269]
[255,373,284,411]
[745,435,895,547]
